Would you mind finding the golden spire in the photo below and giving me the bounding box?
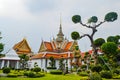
[56,14,64,42]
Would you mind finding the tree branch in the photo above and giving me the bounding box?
[80,21,92,28]
[95,21,106,28]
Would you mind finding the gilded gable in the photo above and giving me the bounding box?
[13,38,31,54]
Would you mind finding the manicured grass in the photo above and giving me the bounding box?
[0,73,88,80]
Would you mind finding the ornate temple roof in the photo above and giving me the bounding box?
[13,38,32,54]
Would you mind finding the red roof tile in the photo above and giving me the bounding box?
[44,42,53,51]
[64,42,73,51]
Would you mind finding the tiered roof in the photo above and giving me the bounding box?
[13,38,32,54]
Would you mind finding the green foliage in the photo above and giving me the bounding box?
[27,72,36,78]
[100,71,112,79]
[7,73,17,77]
[0,43,4,53]
[47,67,56,69]
[113,69,120,74]
[59,58,64,71]
[94,38,105,47]
[91,65,102,73]
[33,67,41,73]
[105,12,118,22]
[3,67,11,74]
[107,36,119,44]
[88,16,98,23]
[34,62,38,68]
[0,54,5,57]
[89,72,102,80]
[113,75,120,79]
[50,70,63,75]
[78,72,88,76]
[101,42,117,55]
[71,31,80,40]
[49,56,55,68]
[19,54,29,69]
[72,15,81,23]
[81,64,87,69]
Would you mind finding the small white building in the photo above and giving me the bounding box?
[0,49,20,69]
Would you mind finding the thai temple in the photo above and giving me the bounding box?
[0,22,80,71]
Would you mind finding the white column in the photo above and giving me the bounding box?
[7,60,10,67]
[43,59,46,70]
[16,61,19,69]
[1,60,5,68]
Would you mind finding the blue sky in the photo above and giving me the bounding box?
[0,0,120,53]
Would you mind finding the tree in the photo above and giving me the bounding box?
[0,32,4,53]
[71,12,118,64]
[107,36,118,44]
[49,56,55,68]
[94,38,105,47]
[101,42,118,56]
[59,58,65,71]
[19,54,29,69]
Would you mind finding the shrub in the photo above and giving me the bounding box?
[47,67,56,69]
[35,73,45,77]
[27,72,35,78]
[113,75,120,79]
[89,72,102,80]
[24,72,28,76]
[33,67,41,73]
[3,67,11,74]
[100,71,112,79]
[7,73,17,77]
[91,65,102,73]
[50,70,62,75]
[113,69,120,74]
[78,72,88,76]
[81,64,87,69]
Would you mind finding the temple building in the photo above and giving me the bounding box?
[0,49,20,69]
[0,22,80,70]
[0,38,32,69]
[29,23,79,71]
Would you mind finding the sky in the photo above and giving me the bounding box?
[0,0,120,53]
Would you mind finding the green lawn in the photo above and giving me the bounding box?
[0,73,88,80]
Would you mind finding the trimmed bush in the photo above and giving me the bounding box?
[7,73,17,77]
[33,67,41,73]
[50,70,62,75]
[78,72,88,76]
[91,65,102,73]
[24,72,29,76]
[90,72,102,80]
[100,71,112,79]
[35,73,45,77]
[28,72,35,78]
[3,67,11,74]
[47,67,56,69]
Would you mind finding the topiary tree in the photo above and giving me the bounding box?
[91,65,102,73]
[94,38,105,47]
[33,67,41,73]
[71,12,118,64]
[3,67,11,74]
[101,42,118,56]
[107,36,119,44]
[19,54,29,69]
